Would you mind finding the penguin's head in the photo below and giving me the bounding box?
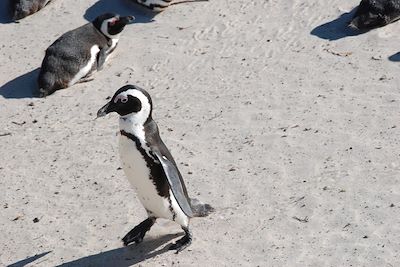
[97,85,153,125]
[93,13,135,39]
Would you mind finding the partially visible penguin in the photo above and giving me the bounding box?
[12,0,52,20]
[131,0,208,12]
[349,0,400,30]
[38,13,134,97]
[97,85,214,253]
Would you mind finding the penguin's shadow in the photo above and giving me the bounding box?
[310,7,365,41]
[388,52,400,62]
[7,251,52,267]
[0,68,41,99]
[56,233,181,267]
[0,0,13,24]
[84,0,157,24]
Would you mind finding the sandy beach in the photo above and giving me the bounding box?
[1,0,400,266]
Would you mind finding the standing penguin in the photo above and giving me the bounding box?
[12,0,52,20]
[97,85,213,253]
[131,0,208,12]
[38,13,134,97]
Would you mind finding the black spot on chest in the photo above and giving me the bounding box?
[121,130,170,197]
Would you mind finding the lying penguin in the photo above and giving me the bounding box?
[131,0,208,12]
[38,13,134,97]
[12,0,52,20]
[97,85,214,253]
[349,0,400,30]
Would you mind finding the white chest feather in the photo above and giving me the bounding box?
[105,38,119,62]
[117,109,189,227]
[109,39,119,52]
[68,45,99,86]
[119,135,173,219]
[118,134,189,227]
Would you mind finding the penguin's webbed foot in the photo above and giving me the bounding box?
[122,217,155,246]
[169,227,192,254]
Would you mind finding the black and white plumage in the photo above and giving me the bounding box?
[131,0,208,12]
[97,85,213,253]
[38,13,134,97]
[349,0,400,30]
[12,0,52,20]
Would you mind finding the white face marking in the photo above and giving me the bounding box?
[100,17,121,39]
[118,89,153,157]
[114,93,128,104]
[118,89,152,128]
[68,45,99,86]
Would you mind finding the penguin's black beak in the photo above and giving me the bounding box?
[97,102,113,118]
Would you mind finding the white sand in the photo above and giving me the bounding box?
[1,0,400,266]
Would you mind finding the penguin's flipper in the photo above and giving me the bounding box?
[152,150,194,218]
[96,48,107,71]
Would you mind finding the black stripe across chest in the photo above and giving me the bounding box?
[120,130,170,197]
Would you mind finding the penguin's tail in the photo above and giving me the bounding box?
[190,198,214,217]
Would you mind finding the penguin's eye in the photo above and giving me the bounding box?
[109,20,116,26]
[114,94,128,104]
